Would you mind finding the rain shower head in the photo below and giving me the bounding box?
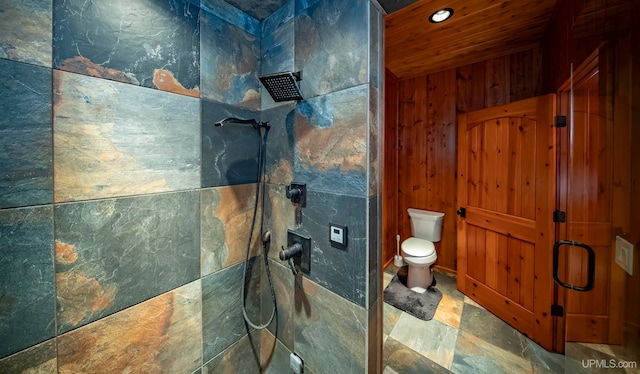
[259,71,304,102]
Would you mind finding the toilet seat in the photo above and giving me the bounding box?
[401,238,437,265]
[401,237,435,257]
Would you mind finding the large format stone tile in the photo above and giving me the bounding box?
[384,267,396,289]
[295,277,367,374]
[294,0,369,99]
[0,206,55,359]
[261,0,294,41]
[293,85,368,196]
[202,260,261,362]
[369,5,383,90]
[200,0,261,35]
[202,333,260,374]
[433,294,464,330]
[564,342,628,374]
[260,329,294,374]
[224,0,289,20]
[54,191,200,333]
[452,330,533,374]
[0,0,52,67]
[262,260,295,350]
[0,59,52,209]
[200,9,260,109]
[201,185,262,276]
[384,336,452,374]
[368,196,381,307]
[201,100,261,187]
[389,312,459,370]
[527,339,566,374]
[368,86,381,197]
[300,190,367,306]
[433,269,465,301]
[53,71,200,202]
[459,303,531,359]
[0,339,57,374]
[261,18,295,110]
[205,329,293,374]
[263,104,297,184]
[53,0,199,96]
[384,302,403,336]
[57,280,202,374]
[263,184,296,263]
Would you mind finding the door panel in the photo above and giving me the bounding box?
[557,58,622,344]
[457,94,556,351]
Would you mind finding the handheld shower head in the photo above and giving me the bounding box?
[259,71,304,102]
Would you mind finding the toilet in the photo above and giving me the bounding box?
[401,208,445,293]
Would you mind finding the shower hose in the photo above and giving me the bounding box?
[241,125,277,330]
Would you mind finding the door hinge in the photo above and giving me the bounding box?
[554,115,567,128]
[553,210,566,223]
[551,304,564,317]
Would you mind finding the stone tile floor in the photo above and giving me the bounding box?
[383,265,639,374]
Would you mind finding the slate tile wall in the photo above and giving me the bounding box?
[258,0,383,373]
[0,0,52,67]
[54,192,201,333]
[0,60,53,209]
[0,0,382,372]
[201,184,262,276]
[0,207,55,359]
[53,0,200,96]
[56,281,203,373]
[201,101,261,187]
[52,71,201,202]
[202,259,261,362]
[295,0,369,98]
[0,0,265,372]
[200,9,260,109]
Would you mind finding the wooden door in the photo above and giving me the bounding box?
[457,94,557,351]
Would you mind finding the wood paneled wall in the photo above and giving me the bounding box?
[384,48,543,271]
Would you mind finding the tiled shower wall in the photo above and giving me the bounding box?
[0,0,382,372]
[256,1,384,373]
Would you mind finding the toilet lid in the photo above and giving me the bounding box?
[401,237,435,257]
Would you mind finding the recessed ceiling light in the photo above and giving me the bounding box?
[429,8,454,23]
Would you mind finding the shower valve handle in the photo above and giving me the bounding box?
[285,183,306,206]
[286,186,301,199]
[279,243,303,261]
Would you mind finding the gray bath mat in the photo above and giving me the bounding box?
[384,267,443,321]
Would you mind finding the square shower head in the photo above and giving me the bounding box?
[259,71,304,102]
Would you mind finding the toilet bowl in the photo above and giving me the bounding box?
[400,208,445,293]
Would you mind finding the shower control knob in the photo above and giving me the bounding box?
[286,186,301,199]
[285,183,306,206]
[279,243,303,261]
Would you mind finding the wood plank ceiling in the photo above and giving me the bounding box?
[385,0,558,78]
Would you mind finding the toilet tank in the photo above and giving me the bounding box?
[408,208,445,242]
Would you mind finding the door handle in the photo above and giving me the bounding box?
[456,207,466,218]
[552,240,595,292]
